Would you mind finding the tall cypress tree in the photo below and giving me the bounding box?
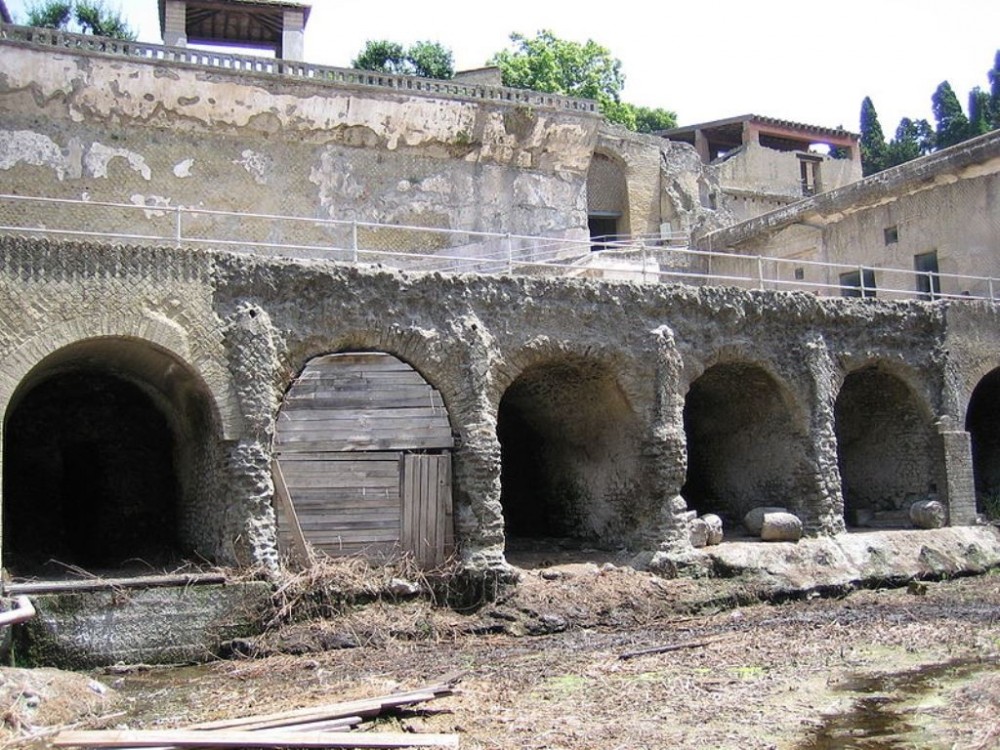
[968,87,992,138]
[988,50,1000,130]
[859,96,887,176]
[932,81,970,149]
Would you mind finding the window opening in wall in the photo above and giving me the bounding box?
[884,226,899,245]
[798,156,821,196]
[914,251,940,300]
[840,269,877,298]
[588,213,620,251]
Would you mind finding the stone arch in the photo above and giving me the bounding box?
[835,363,937,527]
[965,366,1000,515]
[2,336,224,576]
[0,313,240,439]
[587,150,630,244]
[681,360,811,528]
[274,350,456,566]
[496,353,643,550]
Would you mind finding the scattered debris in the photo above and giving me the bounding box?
[618,633,736,661]
[53,677,462,749]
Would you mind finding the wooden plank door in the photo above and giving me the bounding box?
[401,454,453,568]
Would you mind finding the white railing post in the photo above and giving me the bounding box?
[506,233,513,274]
[351,221,358,264]
[756,256,764,290]
[990,277,996,302]
[174,205,182,247]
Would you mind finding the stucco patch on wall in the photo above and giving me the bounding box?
[233,149,271,185]
[85,142,152,181]
[173,158,195,178]
[0,130,71,180]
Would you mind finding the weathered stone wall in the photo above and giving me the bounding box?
[1,236,984,574]
[0,42,601,245]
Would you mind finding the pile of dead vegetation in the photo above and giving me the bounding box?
[239,555,761,658]
[0,667,117,744]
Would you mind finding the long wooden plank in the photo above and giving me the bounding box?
[271,459,313,566]
[6,573,227,596]
[282,474,400,490]
[301,522,401,534]
[277,424,452,439]
[52,729,458,748]
[401,455,414,557]
[313,542,400,560]
[190,686,450,729]
[278,452,399,462]
[285,386,436,400]
[440,457,453,558]
[281,409,447,423]
[284,486,399,499]
[276,437,454,452]
[308,533,401,544]
[304,355,416,371]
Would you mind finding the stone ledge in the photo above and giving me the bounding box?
[684,526,1000,595]
[12,582,272,669]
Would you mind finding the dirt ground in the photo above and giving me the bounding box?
[4,561,1000,750]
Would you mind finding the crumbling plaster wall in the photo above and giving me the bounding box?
[0,43,601,240]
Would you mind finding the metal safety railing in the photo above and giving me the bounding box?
[0,193,996,303]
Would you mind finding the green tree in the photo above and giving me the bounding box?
[488,30,644,128]
[859,96,887,175]
[885,117,934,168]
[406,40,454,80]
[932,81,970,149]
[23,0,134,39]
[968,86,992,138]
[24,0,71,28]
[351,39,453,79]
[629,104,678,133]
[987,50,1000,129]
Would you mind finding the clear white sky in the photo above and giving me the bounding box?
[6,0,1000,134]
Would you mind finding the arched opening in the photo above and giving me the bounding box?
[835,366,936,528]
[587,152,629,249]
[274,352,454,567]
[3,338,220,577]
[966,367,1000,517]
[497,358,640,551]
[682,363,808,530]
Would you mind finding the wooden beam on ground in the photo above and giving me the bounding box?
[52,729,459,748]
[618,633,736,661]
[191,686,453,731]
[6,573,227,596]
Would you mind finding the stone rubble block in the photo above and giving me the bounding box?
[760,512,803,542]
[910,500,947,529]
[689,513,725,548]
[689,517,710,548]
[744,506,788,536]
[701,513,724,545]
